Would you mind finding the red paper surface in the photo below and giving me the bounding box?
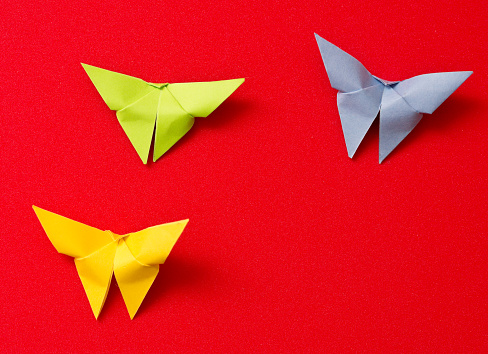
[1,0,487,352]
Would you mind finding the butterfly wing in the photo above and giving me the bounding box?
[337,84,384,158]
[147,79,243,162]
[113,240,159,320]
[33,205,112,257]
[377,71,472,162]
[33,206,116,319]
[167,79,244,118]
[115,90,160,164]
[153,88,195,162]
[81,63,154,111]
[74,242,117,319]
[378,86,423,163]
[314,33,380,93]
[124,220,189,265]
[392,71,472,114]
[115,220,188,319]
[82,64,159,164]
[315,34,384,157]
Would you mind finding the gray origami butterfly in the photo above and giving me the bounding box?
[315,34,472,163]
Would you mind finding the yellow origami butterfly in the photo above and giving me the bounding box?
[33,205,188,319]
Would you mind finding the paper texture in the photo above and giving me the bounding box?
[315,34,472,162]
[33,205,188,319]
[82,63,244,163]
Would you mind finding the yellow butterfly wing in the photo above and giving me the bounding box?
[115,219,189,319]
[33,206,116,319]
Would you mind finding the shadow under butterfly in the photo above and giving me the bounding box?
[315,34,472,163]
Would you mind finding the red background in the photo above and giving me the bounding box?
[1,0,487,352]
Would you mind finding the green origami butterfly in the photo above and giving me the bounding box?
[82,64,244,164]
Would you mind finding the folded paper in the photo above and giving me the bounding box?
[315,34,472,163]
[33,205,188,319]
[82,63,245,163]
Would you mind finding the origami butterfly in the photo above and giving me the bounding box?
[315,34,472,162]
[82,63,244,164]
[33,205,188,319]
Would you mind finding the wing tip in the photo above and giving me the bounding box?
[173,219,190,229]
[127,298,145,320]
[180,218,190,225]
[80,63,99,80]
[168,219,189,239]
[208,77,245,86]
[32,205,47,216]
[379,148,393,164]
[32,205,42,218]
[314,33,336,50]
[137,150,149,164]
[151,144,169,163]
[80,62,93,72]
[451,70,473,83]
[462,71,473,81]
[346,145,357,159]
[229,77,245,88]
[345,140,360,160]
[149,218,189,233]
[227,77,245,89]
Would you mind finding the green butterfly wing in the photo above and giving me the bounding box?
[153,88,194,162]
[81,63,154,110]
[82,64,158,163]
[167,78,245,117]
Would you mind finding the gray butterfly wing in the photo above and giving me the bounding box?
[315,33,380,93]
[378,71,472,162]
[379,86,423,163]
[315,34,384,157]
[337,85,384,158]
[393,71,472,114]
